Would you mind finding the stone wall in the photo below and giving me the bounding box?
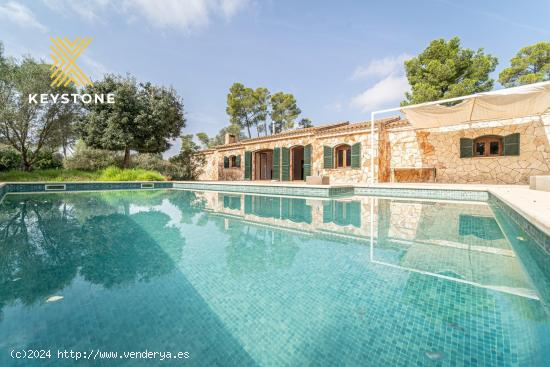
[314,130,376,184]
[218,148,245,181]
[197,113,550,184]
[198,129,377,184]
[197,151,217,181]
[387,114,550,184]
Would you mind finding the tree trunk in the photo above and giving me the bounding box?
[246,125,251,138]
[123,148,131,168]
[21,151,31,171]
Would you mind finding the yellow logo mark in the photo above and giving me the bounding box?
[50,37,93,87]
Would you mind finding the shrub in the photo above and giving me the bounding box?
[131,153,166,171]
[64,141,122,171]
[33,151,63,169]
[98,166,165,181]
[167,134,204,180]
[132,153,185,180]
[169,152,204,180]
[0,146,21,171]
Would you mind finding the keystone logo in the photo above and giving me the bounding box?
[50,37,93,87]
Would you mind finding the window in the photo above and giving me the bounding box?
[334,144,351,168]
[224,155,241,168]
[460,134,520,158]
[474,136,502,157]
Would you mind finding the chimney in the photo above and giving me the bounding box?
[224,133,237,145]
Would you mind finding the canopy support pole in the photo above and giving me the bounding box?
[369,106,401,185]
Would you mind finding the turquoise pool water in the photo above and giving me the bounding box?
[0,189,549,366]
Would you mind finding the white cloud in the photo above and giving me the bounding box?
[350,74,410,112]
[350,53,412,112]
[43,0,110,22]
[125,0,249,31]
[126,0,211,30]
[351,53,411,80]
[0,1,47,32]
[218,0,248,18]
[42,0,249,32]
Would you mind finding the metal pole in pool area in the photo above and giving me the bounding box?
[369,196,374,261]
[370,111,376,185]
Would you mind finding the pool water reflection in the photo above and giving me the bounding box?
[0,189,548,366]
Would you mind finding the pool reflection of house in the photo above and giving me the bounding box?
[375,199,536,298]
[198,191,374,242]
[195,190,537,299]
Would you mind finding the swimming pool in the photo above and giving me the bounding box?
[0,189,548,366]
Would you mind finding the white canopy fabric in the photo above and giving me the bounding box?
[401,81,550,129]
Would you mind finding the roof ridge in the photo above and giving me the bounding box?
[199,116,402,151]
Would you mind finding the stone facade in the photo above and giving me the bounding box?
[387,114,550,184]
[198,113,550,184]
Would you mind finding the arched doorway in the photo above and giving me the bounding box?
[290,145,304,181]
[254,149,273,180]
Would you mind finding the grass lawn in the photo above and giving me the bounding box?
[0,167,166,182]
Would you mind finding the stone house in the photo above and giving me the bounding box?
[197,112,550,185]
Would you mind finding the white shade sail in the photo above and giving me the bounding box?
[401,81,550,129]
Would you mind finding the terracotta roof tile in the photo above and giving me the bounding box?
[315,116,403,135]
[198,116,405,152]
[206,121,350,149]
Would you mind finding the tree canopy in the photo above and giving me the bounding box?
[197,123,245,149]
[499,41,550,87]
[79,75,186,167]
[0,49,78,170]
[402,37,498,105]
[226,82,306,137]
[169,134,204,180]
[270,92,301,134]
[298,118,313,128]
[226,83,269,138]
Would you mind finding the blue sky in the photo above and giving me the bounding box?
[1,0,549,156]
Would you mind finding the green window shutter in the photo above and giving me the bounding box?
[281,198,290,220]
[323,146,333,169]
[281,147,290,181]
[351,142,361,168]
[503,133,520,156]
[303,144,312,177]
[334,201,345,225]
[323,201,333,223]
[272,147,281,180]
[244,195,252,214]
[349,201,361,228]
[459,138,473,158]
[303,203,312,224]
[235,155,241,167]
[223,156,229,168]
[244,151,252,180]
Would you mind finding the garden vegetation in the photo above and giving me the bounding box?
[0,41,203,181]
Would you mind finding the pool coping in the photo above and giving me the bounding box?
[1,180,549,253]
